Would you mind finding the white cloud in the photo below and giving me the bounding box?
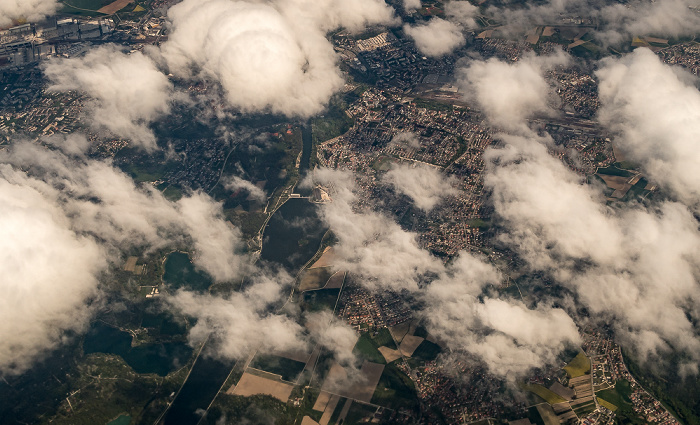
[0,0,57,27]
[0,141,258,372]
[457,51,570,133]
[403,0,421,12]
[484,135,700,365]
[423,253,581,378]
[309,168,443,291]
[382,163,458,211]
[224,176,267,202]
[43,45,176,150]
[42,133,90,156]
[390,131,420,148]
[597,47,700,208]
[0,165,106,375]
[160,0,396,117]
[0,141,247,282]
[403,18,465,57]
[597,0,700,45]
[444,0,479,29]
[170,273,305,359]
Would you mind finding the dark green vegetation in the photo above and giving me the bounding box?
[372,328,398,350]
[523,384,567,404]
[596,380,646,424]
[83,322,193,376]
[413,97,454,112]
[371,363,419,412]
[107,414,132,425]
[563,352,590,378]
[202,394,294,425]
[250,354,307,382]
[299,266,335,291]
[344,402,380,424]
[311,97,354,145]
[302,288,341,312]
[0,348,187,425]
[410,340,441,363]
[596,165,634,178]
[528,406,546,425]
[572,399,597,417]
[624,354,700,425]
[60,0,109,14]
[162,251,213,293]
[354,332,388,364]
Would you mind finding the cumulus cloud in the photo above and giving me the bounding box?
[224,176,267,202]
[483,0,700,45]
[170,272,305,359]
[306,310,359,367]
[423,253,581,378]
[0,141,247,282]
[308,167,584,376]
[390,131,420,148]
[458,51,570,133]
[42,133,90,156]
[596,0,700,45]
[0,172,106,375]
[43,45,176,150]
[382,163,458,211]
[404,18,465,57]
[308,168,443,290]
[444,0,479,29]
[0,0,57,27]
[597,47,700,208]
[0,140,258,373]
[484,135,700,365]
[160,0,396,117]
[403,0,421,12]
[457,49,700,367]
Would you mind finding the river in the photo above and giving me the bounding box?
[159,124,326,425]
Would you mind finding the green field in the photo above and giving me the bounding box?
[353,333,386,364]
[61,0,112,11]
[572,400,596,417]
[524,384,567,404]
[410,340,441,363]
[597,397,618,412]
[371,364,418,411]
[563,352,590,378]
[249,354,307,382]
[371,328,397,350]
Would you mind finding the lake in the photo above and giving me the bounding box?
[260,197,326,273]
[83,322,192,377]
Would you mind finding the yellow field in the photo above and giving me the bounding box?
[597,397,618,412]
[524,384,567,404]
[564,352,591,378]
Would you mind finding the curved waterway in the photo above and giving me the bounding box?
[161,126,326,425]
